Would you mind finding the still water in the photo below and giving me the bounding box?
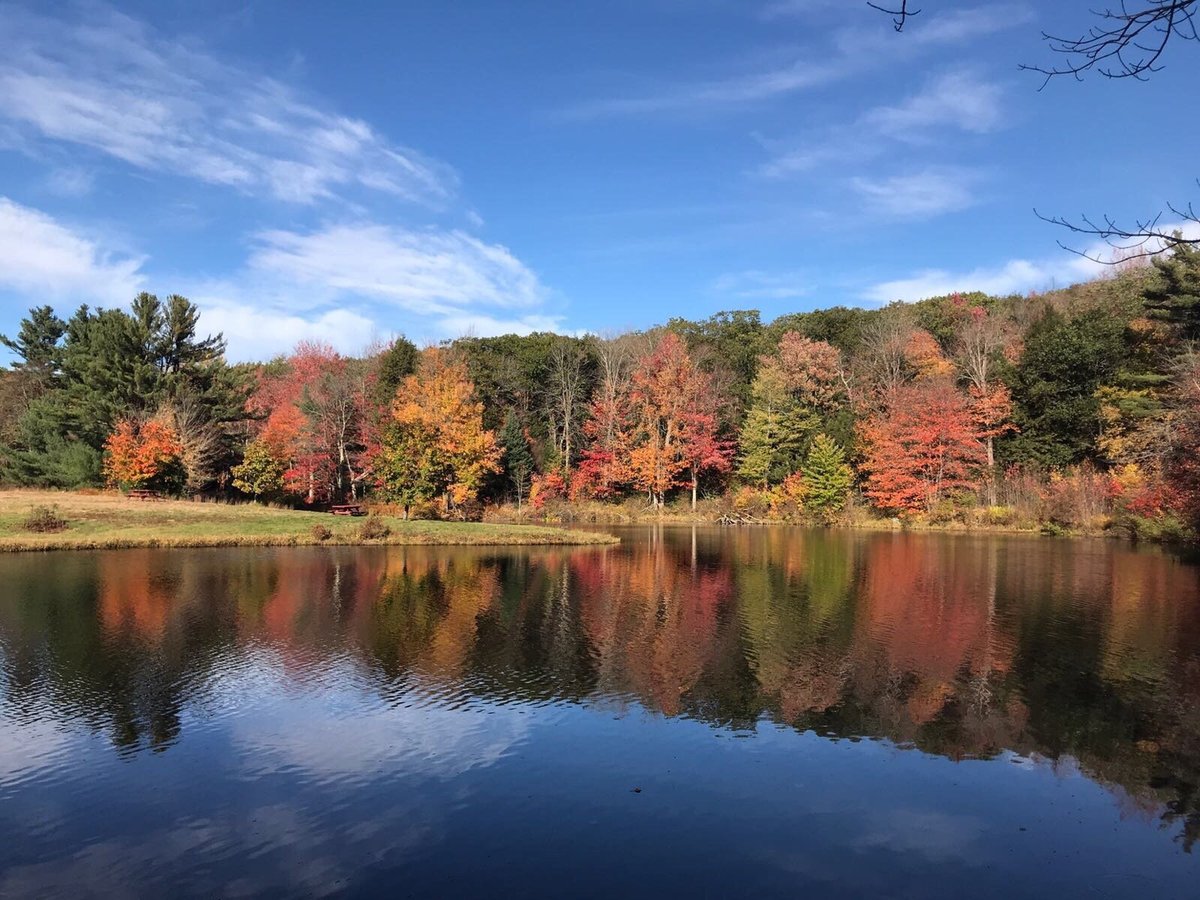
[1,528,1199,897]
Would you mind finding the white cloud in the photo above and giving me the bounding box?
[195,301,378,362]
[862,70,1004,140]
[181,222,560,359]
[863,256,1104,304]
[712,269,811,300]
[0,196,145,304]
[863,221,1200,304]
[566,5,1030,119]
[0,5,455,205]
[248,223,547,313]
[851,167,981,218]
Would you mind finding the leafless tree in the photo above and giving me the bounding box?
[858,307,914,399]
[545,338,590,478]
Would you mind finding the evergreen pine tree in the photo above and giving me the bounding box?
[801,433,853,520]
[499,410,536,508]
[1145,238,1200,340]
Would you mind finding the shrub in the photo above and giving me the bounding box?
[310,523,333,542]
[357,517,390,541]
[22,505,68,533]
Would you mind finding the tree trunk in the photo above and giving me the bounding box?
[691,470,698,511]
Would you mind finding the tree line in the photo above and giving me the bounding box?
[2,244,1199,535]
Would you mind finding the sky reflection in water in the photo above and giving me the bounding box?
[1,528,1198,897]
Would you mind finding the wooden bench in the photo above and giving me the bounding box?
[127,489,162,501]
[330,504,366,517]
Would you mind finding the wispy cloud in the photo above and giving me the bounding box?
[564,5,1029,119]
[758,69,1005,179]
[712,269,811,300]
[863,222,1200,305]
[851,167,982,218]
[0,196,145,305]
[864,256,1103,304]
[248,223,547,314]
[0,5,456,205]
[43,166,95,197]
[862,70,1005,140]
[181,221,561,359]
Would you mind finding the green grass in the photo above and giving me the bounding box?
[0,490,618,552]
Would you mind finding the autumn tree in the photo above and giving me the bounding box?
[954,305,1017,503]
[103,415,185,492]
[573,335,636,500]
[375,421,449,519]
[625,334,722,508]
[859,379,986,516]
[231,439,288,500]
[383,349,501,512]
[739,332,846,488]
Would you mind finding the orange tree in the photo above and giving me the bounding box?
[103,416,185,492]
[625,333,726,508]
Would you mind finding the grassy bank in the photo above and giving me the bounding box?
[485,498,1194,542]
[0,490,618,552]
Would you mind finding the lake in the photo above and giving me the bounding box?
[1,528,1198,897]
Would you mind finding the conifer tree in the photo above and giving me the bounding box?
[801,433,853,520]
[499,410,536,509]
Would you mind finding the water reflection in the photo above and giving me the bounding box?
[1,529,1199,895]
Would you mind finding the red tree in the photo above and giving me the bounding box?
[625,334,727,509]
[859,379,986,515]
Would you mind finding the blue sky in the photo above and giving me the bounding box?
[1,0,1198,360]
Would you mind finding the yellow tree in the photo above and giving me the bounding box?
[389,348,500,510]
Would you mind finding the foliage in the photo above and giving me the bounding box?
[6,268,1200,539]
[102,417,185,492]
[1004,307,1128,468]
[1144,239,1200,339]
[859,379,986,515]
[499,410,536,508]
[378,349,501,513]
[1,294,244,490]
[801,434,853,519]
[231,439,288,500]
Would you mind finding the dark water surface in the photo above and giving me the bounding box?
[2,528,1199,898]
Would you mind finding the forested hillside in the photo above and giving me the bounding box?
[3,244,1199,538]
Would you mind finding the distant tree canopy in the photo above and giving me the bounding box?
[2,266,1200,533]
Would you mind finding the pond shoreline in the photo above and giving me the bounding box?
[488,508,1192,544]
[0,490,618,553]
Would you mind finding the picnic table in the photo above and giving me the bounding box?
[330,503,367,517]
[127,489,162,501]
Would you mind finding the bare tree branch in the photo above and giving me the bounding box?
[867,1,920,31]
[869,1,1200,258]
[1019,0,1199,85]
